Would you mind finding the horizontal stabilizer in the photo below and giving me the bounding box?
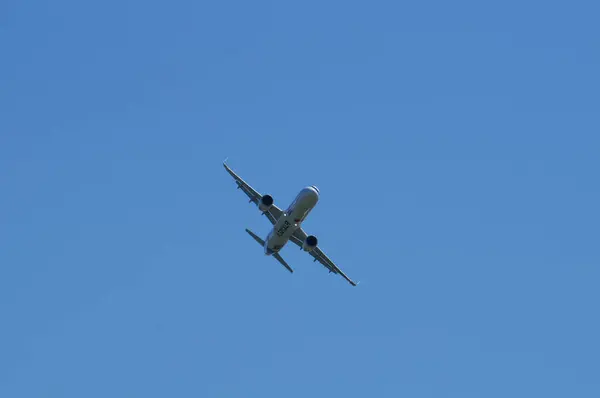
[273,252,294,273]
[245,228,265,246]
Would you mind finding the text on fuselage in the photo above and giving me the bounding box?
[276,220,292,237]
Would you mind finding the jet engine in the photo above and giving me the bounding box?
[258,194,274,212]
[302,235,318,251]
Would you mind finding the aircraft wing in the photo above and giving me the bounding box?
[223,161,283,225]
[290,228,358,286]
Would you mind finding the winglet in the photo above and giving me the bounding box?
[344,276,359,287]
[223,158,234,175]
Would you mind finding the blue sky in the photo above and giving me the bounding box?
[1,0,599,396]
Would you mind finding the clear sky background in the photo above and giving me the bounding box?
[1,1,599,397]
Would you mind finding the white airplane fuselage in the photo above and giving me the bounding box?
[264,186,319,255]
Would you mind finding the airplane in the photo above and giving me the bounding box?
[223,161,358,286]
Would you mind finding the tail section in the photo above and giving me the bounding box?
[245,229,293,273]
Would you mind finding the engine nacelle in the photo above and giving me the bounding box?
[302,235,318,252]
[258,194,274,212]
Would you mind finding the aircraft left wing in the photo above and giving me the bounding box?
[290,228,358,286]
[223,161,283,225]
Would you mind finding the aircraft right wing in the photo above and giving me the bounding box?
[223,161,283,225]
[290,228,358,286]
